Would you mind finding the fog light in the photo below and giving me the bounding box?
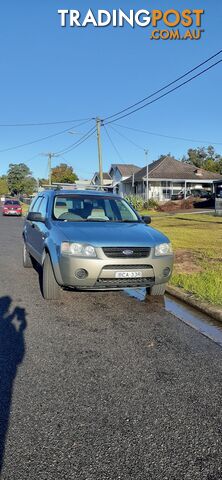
[75,268,88,279]
[163,267,171,277]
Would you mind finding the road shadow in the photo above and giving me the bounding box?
[0,296,27,473]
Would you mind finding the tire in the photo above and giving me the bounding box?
[147,283,166,296]
[42,253,61,300]
[23,242,33,268]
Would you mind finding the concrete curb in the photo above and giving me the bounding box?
[166,285,222,323]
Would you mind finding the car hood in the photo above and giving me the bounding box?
[56,221,169,247]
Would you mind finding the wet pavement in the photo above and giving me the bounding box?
[125,287,222,348]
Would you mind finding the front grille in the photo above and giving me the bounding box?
[103,247,150,258]
[94,277,155,289]
[102,264,152,270]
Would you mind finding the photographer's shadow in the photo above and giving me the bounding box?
[0,296,27,473]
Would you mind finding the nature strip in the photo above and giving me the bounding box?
[166,285,222,323]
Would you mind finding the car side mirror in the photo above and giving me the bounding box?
[142,215,151,224]
[27,211,45,223]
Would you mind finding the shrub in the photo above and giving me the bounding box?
[143,199,160,210]
[125,195,144,211]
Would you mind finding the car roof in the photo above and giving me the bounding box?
[40,189,120,199]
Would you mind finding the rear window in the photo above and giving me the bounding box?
[5,200,20,205]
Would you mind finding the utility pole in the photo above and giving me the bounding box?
[42,152,59,187]
[96,118,103,187]
[145,150,149,202]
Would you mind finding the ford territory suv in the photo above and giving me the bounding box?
[23,190,173,300]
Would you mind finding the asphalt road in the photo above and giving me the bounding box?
[0,215,222,480]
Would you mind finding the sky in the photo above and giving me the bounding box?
[0,0,221,180]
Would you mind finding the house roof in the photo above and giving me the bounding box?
[110,164,140,177]
[123,156,222,182]
[92,172,111,180]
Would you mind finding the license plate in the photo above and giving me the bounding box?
[115,271,142,278]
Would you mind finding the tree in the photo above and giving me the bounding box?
[51,163,78,184]
[182,146,222,174]
[0,176,8,195]
[22,177,37,196]
[7,163,37,195]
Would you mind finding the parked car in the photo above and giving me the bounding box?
[171,189,211,201]
[3,200,22,216]
[23,190,174,300]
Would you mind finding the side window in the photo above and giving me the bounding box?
[38,197,48,217]
[30,196,42,212]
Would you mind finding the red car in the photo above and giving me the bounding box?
[2,200,22,216]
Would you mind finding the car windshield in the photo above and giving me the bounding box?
[53,195,140,223]
[5,200,20,205]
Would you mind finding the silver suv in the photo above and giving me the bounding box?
[23,190,173,300]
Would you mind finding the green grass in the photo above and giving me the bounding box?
[21,202,29,216]
[151,213,222,306]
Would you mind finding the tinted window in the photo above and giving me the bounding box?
[5,200,20,205]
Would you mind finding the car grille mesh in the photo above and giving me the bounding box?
[102,247,150,258]
[95,277,155,289]
[102,264,152,270]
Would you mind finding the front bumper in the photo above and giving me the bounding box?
[57,247,174,289]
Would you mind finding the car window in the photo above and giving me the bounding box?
[31,196,43,212]
[53,195,140,222]
[38,197,48,217]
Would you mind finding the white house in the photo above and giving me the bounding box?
[109,164,140,195]
[122,156,222,201]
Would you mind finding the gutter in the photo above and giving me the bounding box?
[166,285,222,323]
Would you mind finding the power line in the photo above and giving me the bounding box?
[110,125,146,152]
[0,119,93,153]
[104,50,222,122]
[103,125,123,161]
[0,118,93,127]
[113,123,222,146]
[105,60,222,124]
[58,126,97,156]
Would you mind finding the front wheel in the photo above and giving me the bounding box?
[42,253,61,300]
[23,242,33,268]
[147,284,166,296]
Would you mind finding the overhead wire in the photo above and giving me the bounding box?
[103,125,123,162]
[0,118,93,127]
[113,123,222,146]
[0,119,93,153]
[57,126,97,156]
[104,50,222,122]
[105,60,222,124]
[109,125,146,152]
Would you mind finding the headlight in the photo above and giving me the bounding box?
[61,242,97,258]
[155,243,173,256]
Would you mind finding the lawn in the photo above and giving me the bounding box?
[151,213,222,307]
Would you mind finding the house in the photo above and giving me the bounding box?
[91,172,112,187]
[109,164,140,195]
[122,156,222,201]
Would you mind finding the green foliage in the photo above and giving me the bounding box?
[143,199,159,210]
[125,195,160,211]
[51,163,78,184]
[152,213,222,306]
[7,163,37,195]
[0,176,9,195]
[182,145,222,173]
[38,178,48,187]
[125,195,144,211]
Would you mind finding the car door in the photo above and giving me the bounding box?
[33,196,49,260]
[25,196,43,257]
